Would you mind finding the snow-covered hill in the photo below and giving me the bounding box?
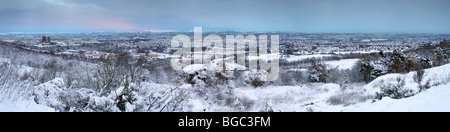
[227,63,450,112]
[354,83,450,112]
[363,62,450,95]
[350,63,450,112]
[1,60,449,112]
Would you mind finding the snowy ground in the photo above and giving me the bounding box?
[335,50,392,54]
[363,62,450,95]
[211,63,450,112]
[284,54,333,62]
[354,83,450,112]
[326,63,450,112]
[0,100,54,112]
[324,59,359,70]
[248,53,280,61]
[235,84,342,112]
[1,55,450,112]
[345,63,450,112]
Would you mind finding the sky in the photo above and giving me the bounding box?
[0,0,450,33]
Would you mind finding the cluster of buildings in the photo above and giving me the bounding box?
[2,32,449,61]
[39,36,56,45]
[278,33,434,55]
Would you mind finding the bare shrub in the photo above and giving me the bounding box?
[225,96,254,112]
[259,101,280,112]
[306,107,315,112]
[244,70,267,87]
[147,85,190,112]
[20,71,30,81]
[327,92,373,106]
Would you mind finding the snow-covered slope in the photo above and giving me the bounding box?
[0,100,54,112]
[350,63,450,112]
[354,83,450,112]
[364,63,450,95]
[178,63,450,112]
[1,55,449,112]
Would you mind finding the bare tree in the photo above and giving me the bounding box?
[433,47,445,66]
[95,60,117,95]
[406,52,419,72]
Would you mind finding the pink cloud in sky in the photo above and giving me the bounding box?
[84,18,141,31]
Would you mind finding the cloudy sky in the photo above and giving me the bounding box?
[0,0,450,33]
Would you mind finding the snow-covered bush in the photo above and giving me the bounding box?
[244,70,267,87]
[309,62,328,83]
[259,101,279,112]
[33,78,94,111]
[374,77,414,100]
[182,64,208,87]
[144,83,191,112]
[213,70,234,85]
[0,62,33,102]
[225,96,254,112]
[182,65,235,86]
[57,88,93,112]
[32,77,147,112]
[372,57,389,77]
[413,69,431,93]
[179,64,239,106]
[111,81,145,112]
[387,50,406,73]
[359,58,374,83]
[86,96,117,112]
[418,56,432,69]
[86,82,145,112]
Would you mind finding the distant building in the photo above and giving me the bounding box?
[41,36,51,43]
[40,36,53,45]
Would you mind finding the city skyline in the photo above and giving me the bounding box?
[1,0,450,33]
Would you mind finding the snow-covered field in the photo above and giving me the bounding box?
[336,50,392,55]
[325,59,359,70]
[248,53,280,61]
[235,84,341,112]
[284,54,333,62]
